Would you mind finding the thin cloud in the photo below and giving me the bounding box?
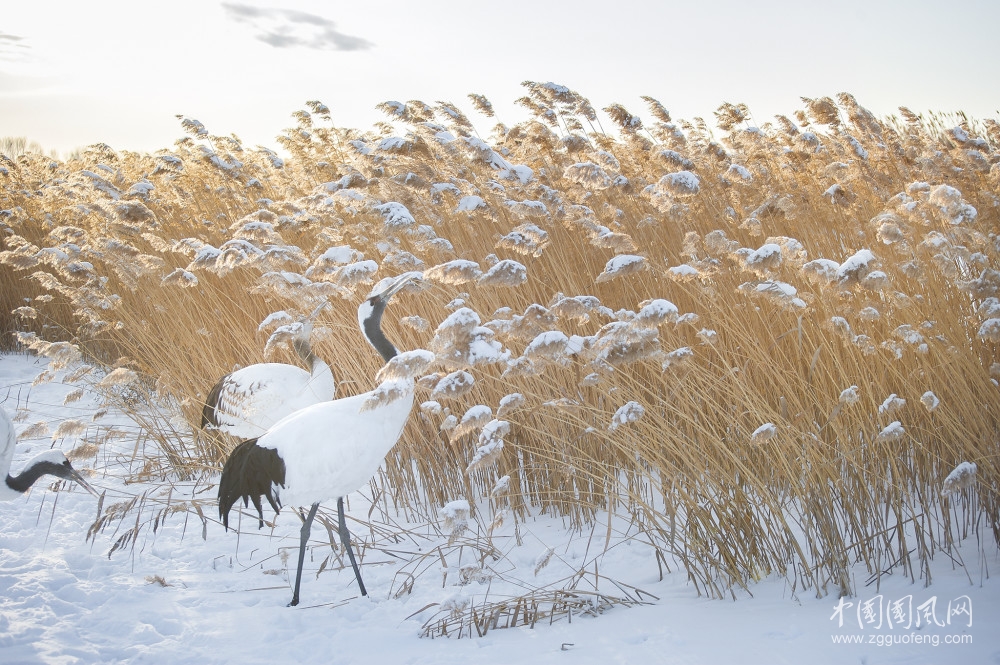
[0,31,32,64]
[221,3,373,51]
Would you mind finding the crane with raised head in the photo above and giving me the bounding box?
[218,271,428,606]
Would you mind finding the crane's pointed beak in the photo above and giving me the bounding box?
[69,467,100,498]
[372,271,423,302]
[306,301,330,322]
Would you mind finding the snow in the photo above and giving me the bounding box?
[752,423,777,441]
[333,260,379,286]
[440,499,471,520]
[455,195,486,212]
[430,183,461,197]
[315,245,363,265]
[491,475,510,496]
[667,264,700,279]
[430,370,475,400]
[928,184,977,224]
[128,180,154,197]
[951,126,971,143]
[1,352,997,664]
[802,258,841,285]
[496,393,524,417]
[836,249,875,283]
[479,419,509,447]
[727,163,752,181]
[563,162,613,190]
[523,331,570,360]
[462,136,522,176]
[478,259,527,288]
[595,254,646,283]
[608,401,644,431]
[424,260,483,285]
[942,462,977,495]
[435,307,481,337]
[839,386,860,405]
[378,136,410,151]
[876,421,905,441]
[742,280,807,309]
[878,394,906,415]
[257,311,295,332]
[657,170,700,196]
[375,349,435,382]
[372,202,416,229]
[978,318,1000,342]
[504,200,548,219]
[635,299,679,327]
[500,164,533,185]
[460,405,492,425]
[160,268,198,288]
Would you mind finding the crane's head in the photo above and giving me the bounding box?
[279,302,330,363]
[362,272,422,315]
[297,301,330,339]
[367,271,423,302]
[358,272,423,360]
[21,450,100,498]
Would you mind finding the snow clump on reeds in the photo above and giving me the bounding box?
[563,162,613,190]
[839,386,860,405]
[375,349,436,382]
[595,255,647,283]
[878,394,906,415]
[496,393,525,417]
[478,259,527,287]
[467,419,509,474]
[609,401,645,431]
[449,405,493,441]
[431,370,476,401]
[440,499,470,544]
[751,423,777,442]
[876,421,905,442]
[920,391,940,411]
[424,260,483,285]
[941,462,977,496]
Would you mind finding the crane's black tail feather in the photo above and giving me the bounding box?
[218,438,285,530]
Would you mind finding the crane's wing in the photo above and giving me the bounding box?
[217,438,285,530]
[202,364,314,437]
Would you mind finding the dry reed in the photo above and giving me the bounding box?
[2,85,998,603]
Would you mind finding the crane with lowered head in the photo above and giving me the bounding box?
[202,302,335,439]
[1,405,100,502]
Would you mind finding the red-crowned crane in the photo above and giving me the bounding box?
[217,271,430,606]
[201,302,335,439]
[1,405,99,501]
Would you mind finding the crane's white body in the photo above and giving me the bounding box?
[259,379,414,509]
[217,271,425,604]
[208,360,335,439]
[1,406,18,501]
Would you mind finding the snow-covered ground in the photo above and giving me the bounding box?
[1,352,997,664]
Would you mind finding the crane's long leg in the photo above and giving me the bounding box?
[338,496,367,596]
[289,502,319,607]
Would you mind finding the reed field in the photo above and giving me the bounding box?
[2,84,998,603]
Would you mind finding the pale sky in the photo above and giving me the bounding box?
[2,0,999,157]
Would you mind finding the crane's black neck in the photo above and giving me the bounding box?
[292,337,317,366]
[5,460,72,494]
[363,298,399,362]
